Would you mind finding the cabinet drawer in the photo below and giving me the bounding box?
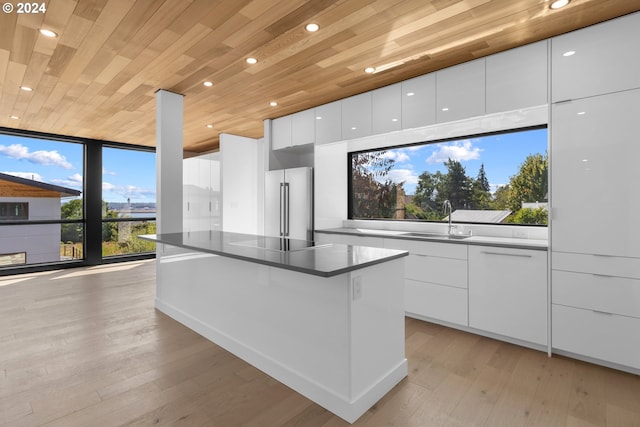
[552,270,640,318]
[384,238,467,260]
[552,304,640,370]
[552,252,640,279]
[405,254,467,288]
[405,279,468,326]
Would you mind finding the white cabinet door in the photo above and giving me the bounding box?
[342,92,372,139]
[291,108,315,147]
[486,41,548,113]
[553,304,640,370]
[315,101,342,145]
[468,246,547,346]
[436,59,485,123]
[551,12,640,102]
[272,115,292,150]
[551,89,640,257]
[401,73,436,129]
[372,83,401,134]
[405,279,468,326]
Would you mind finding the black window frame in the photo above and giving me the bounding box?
[0,127,156,276]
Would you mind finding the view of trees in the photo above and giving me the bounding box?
[60,199,156,257]
[351,149,548,225]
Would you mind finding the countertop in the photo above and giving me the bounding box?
[140,231,408,278]
[315,228,548,251]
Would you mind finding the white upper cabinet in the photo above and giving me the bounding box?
[342,92,372,139]
[372,83,401,134]
[272,108,315,150]
[436,58,485,123]
[551,88,640,257]
[291,109,315,146]
[401,73,436,129]
[551,12,640,102]
[486,41,548,113]
[271,115,292,150]
[315,101,342,145]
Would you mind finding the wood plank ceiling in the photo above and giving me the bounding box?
[1,0,639,153]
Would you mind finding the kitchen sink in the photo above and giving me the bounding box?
[403,232,470,240]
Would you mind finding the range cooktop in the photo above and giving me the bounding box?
[230,236,328,252]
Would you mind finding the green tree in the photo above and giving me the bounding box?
[102,201,118,242]
[491,184,511,210]
[506,207,548,225]
[412,170,442,213]
[470,163,492,209]
[351,151,399,218]
[61,199,83,243]
[506,153,548,212]
[436,159,471,210]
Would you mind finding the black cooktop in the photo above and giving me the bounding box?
[230,236,320,252]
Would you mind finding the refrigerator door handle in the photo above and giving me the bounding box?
[279,182,284,236]
[284,182,290,237]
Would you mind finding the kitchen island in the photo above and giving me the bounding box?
[140,231,408,423]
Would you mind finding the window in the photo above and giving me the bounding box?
[101,146,156,257]
[0,203,28,220]
[349,126,548,225]
[0,252,26,266]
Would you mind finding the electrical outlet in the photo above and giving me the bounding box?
[352,276,362,301]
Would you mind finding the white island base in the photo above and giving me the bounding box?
[155,244,407,423]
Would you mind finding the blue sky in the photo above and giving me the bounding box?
[0,134,156,203]
[370,128,548,195]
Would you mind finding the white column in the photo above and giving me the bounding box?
[155,89,184,234]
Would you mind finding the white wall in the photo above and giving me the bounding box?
[0,197,63,264]
[220,133,264,234]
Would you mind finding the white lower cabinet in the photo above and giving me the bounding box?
[384,238,468,326]
[468,246,548,346]
[551,252,640,371]
[552,304,640,370]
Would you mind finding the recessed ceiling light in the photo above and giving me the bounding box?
[39,28,58,38]
[270,101,278,107]
[206,124,214,128]
[10,115,19,120]
[391,118,398,122]
[203,81,213,87]
[20,86,33,92]
[441,107,449,111]
[305,23,319,32]
[316,116,322,120]
[364,67,376,74]
[577,111,586,115]
[246,57,258,64]
[563,50,576,57]
[550,0,570,9]
[406,92,415,97]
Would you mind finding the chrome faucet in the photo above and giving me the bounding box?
[443,200,454,235]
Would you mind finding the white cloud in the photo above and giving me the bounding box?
[103,182,155,200]
[0,144,73,169]
[51,173,83,189]
[1,171,44,181]
[102,167,116,176]
[387,169,419,186]
[380,150,410,163]
[426,140,481,164]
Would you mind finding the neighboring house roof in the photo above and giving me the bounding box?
[446,209,512,224]
[0,172,81,198]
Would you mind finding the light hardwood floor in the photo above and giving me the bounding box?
[1,260,639,427]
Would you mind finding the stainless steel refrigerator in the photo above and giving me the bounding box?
[265,167,313,241]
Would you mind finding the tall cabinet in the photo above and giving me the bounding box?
[550,12,640,372]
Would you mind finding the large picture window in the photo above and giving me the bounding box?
[349,126,548,226]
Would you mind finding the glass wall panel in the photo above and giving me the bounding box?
[0,133,84,268]
[101,147,156,257]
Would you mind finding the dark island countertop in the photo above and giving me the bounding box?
[139,231,408,278]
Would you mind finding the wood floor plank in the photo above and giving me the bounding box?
[1,259,640,426]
